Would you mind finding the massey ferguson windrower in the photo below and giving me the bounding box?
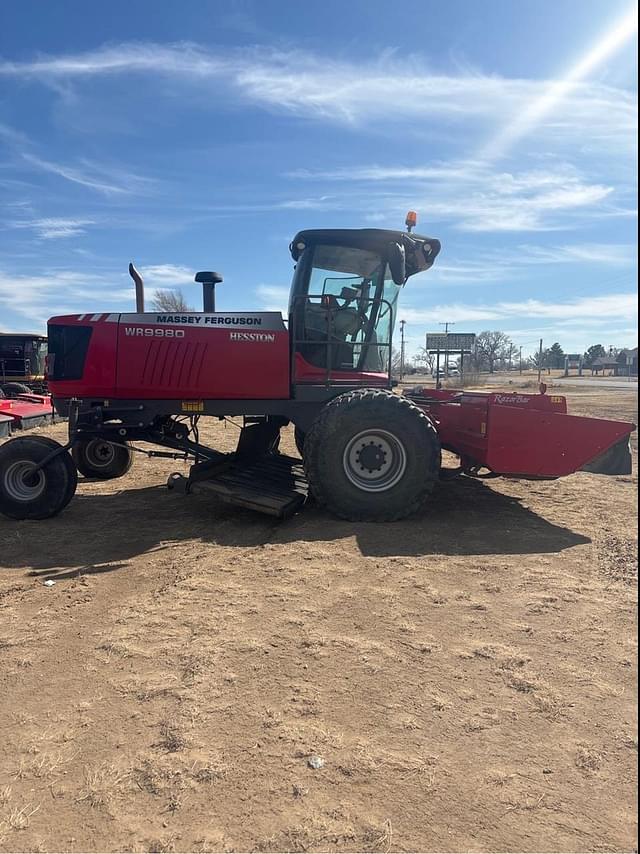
[0,215,635,521]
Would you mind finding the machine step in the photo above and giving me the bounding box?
[168,453,308,519]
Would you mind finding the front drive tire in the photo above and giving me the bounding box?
[72,438,133,480]
[0,437,78,520]
[304,389,441,522]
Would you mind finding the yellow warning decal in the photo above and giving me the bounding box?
[481,421,487,435]
[550,395,563,404]
[181,400,204,413]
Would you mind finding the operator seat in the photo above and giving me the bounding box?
[301,296,361,369]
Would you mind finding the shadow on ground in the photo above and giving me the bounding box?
[0,474,591,575]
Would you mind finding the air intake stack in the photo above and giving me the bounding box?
[195,271,224,312]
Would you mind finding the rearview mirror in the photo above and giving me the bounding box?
[387,241,406,285]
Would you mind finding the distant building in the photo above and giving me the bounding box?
[617,347,638,376]
[592,347,638,376]
[591,355,619,375]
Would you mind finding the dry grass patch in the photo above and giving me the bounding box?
[575,744,604,772]
[531,691,568,720]
[361,818,393,852]
[190,757,228,783]
[96,640,132,660]
[147,836,176,853]
[134,758,163,796]
[255,818,357,853]
[180,652,207,684]
[76,762,131,807]
[502,670,540,693]
[157,720,187,753]
[0,802,40,841]
[432,693,452,711]
[12,748,79,781]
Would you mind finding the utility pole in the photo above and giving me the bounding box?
[537,338,543,384]
[399,319,406,382]
[439,321,454,377]
[519,345,523,374]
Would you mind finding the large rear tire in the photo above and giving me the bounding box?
[0,437,77,520]
[72,438,133,480]
[304,389,441,521]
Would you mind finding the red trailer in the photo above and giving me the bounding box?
[0,218,634,521]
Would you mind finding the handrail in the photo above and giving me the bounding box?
[290,292,393,386]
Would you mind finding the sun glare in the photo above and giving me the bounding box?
[482,3,638,160]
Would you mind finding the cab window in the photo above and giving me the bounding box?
[296,244,401,372]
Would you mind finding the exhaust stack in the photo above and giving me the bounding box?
[129,263,145,312]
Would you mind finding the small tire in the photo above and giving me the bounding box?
[0,437,77,520]
[304,389,441,522]
[72,438,133,480]
[1,382,32,398]
[294,426,306,458]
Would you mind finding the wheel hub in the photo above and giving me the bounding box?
[87,440,116,467]
[343,429,407,492]
[357,443,387,472]
[4,461,46,502]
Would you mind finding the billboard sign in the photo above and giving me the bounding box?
[426,332,476,352]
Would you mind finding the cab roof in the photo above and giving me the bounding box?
[0,332,47,340]
[290,228,441,279]
[291,228,437,253]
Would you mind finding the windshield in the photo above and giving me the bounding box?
[298,244,401,372]
[32,340,47,376]
[0,337,47,377]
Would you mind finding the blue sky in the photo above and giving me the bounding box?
[0,0,637,358]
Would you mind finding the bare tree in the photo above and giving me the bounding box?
[151,289,194,312]
[474,330,513,373]
[531,347,552,372]
[390,347,402,375]
[412,347,435,372]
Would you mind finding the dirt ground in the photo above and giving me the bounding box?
[0,387,637,853]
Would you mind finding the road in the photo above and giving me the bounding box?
[552,376,637,390]
[478,374,638,391]
[404,375,637,391]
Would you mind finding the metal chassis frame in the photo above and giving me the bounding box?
[46,385,381,471]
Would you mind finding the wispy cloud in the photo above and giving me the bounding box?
[423,242,637,284]
[0,43,635,153]
[21,153,154,196]
[139,264,196,286]
[402,292,638,325]
[256,284,290,313]
[8,217,95,239]
[289,160,623,232]
[0,269,135,327]
[1,119,156,197]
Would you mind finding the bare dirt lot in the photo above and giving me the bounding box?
[1,387,637,853]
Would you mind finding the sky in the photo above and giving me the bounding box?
[0,0,637,358]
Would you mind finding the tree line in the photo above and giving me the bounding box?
[412,334,626,374]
